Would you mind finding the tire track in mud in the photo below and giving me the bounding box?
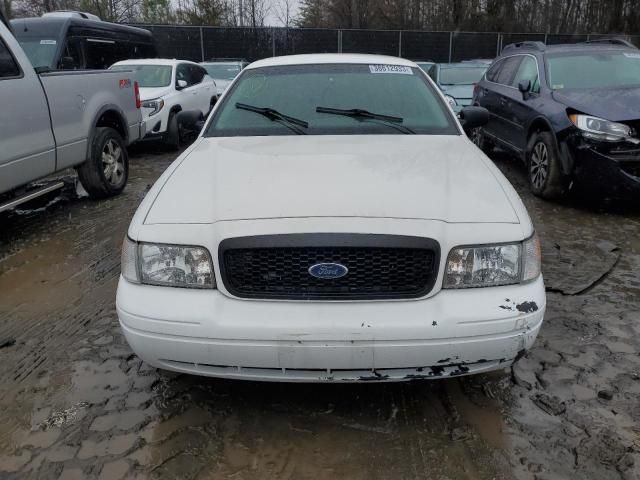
[0,154,172,392]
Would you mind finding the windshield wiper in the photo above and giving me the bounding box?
[236,102,308,135]
[315,107,415,134]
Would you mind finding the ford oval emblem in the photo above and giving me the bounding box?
[308,263,349,280]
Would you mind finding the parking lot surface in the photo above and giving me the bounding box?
[1,146,639,480]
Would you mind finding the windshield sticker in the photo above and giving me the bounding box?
[40,40,57,45]
[623,53,640,59]
[369,65,413,75]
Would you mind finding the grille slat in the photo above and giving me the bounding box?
[219,235,439,300]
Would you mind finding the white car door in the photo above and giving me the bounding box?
[190,64,214,114]
[175,63,200,112]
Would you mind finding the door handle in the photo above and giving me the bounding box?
[500,97,508,105]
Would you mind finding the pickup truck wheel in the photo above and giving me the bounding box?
[527,131,569,200]
[165,112,180,151]
[77,127,128,199]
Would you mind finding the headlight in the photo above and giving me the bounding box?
[141,98,165,117]
[121,238,215,289]
[569,113,633,142]
[443,233,541,289]
[445,95,458,109]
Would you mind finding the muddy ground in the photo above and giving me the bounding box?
[0,144,639,480]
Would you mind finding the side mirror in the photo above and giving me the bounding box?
[176,79,188,90]
[518,80,531,99]
[459,106,489,132]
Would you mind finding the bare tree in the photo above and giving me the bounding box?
[273,0,296,27]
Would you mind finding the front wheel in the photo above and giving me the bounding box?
[470,127,494,154]
[165,112,181,151]
[77,127,128,199]
[527,131,569,200]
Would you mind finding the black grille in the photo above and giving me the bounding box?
[219,234,439,300]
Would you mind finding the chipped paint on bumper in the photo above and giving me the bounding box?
[117,276,545,383]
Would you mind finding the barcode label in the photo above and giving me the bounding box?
[369,65,413,75]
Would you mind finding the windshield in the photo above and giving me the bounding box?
[546,51,640,90]
[416,62,434,71]
[110,64,172,88]
[439,66,487,85]
[202,63,242,80]
[205,64,457,137]
[17,39,58,68]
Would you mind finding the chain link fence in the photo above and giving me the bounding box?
[130,25,640,63]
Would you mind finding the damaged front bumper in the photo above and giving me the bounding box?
[116,276,546,383]
[565,136,640,197]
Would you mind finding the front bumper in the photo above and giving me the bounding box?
[568,139,640,197]
[116,276,546,382]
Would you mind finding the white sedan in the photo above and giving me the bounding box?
[117,54,545,382]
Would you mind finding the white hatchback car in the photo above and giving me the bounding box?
[117,54,546,382]
[111,59,217,148]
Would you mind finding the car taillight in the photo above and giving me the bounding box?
[134,81,141,109]
[473,83,480,96]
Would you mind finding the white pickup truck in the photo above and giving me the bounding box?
[0,12,144,212]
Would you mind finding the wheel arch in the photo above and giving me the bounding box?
[86,105,128,162]
[526,116,572,175]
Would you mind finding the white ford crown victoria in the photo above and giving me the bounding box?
[117,54,545,382]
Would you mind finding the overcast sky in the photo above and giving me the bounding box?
[264,0,302,26]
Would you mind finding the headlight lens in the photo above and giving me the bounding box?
[120,238,215,289]
[443,233,541,289]
[141,98,165,117]
[445,94,458,109]
[569,113,632,142]
[140,243,215,288]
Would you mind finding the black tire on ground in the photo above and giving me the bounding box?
[165,112,180,151]
[77,127,128,199]
[470,127,494,154]
[527,131,570,200]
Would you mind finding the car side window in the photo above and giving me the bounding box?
[513,56,540,93]
[176,63,193,87]
[189,65,205,85]
[494,56,522,86]
[427,65,437,82]
[485,59,502,82]
[58,38,84,69]
[0,38,20,78]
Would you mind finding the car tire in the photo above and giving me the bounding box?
[165,112,180,151]
[471,127,493,154]
[77,127,128,199]
[527,131,569,200]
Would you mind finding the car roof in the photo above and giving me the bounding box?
[501,40,637,56]
[437,62,488,68]
[10,15,152,39]
[112,59,197,67]
[247,54,417,70]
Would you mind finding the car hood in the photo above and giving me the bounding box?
[138,86,173,101]
[440,84,474,99]
[144,135,520,225]
[214,79,231,90]
[552,87,640,122]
